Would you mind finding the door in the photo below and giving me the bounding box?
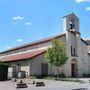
[71,63,75,77]
[71,59,78,77]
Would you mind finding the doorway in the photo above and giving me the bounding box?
[71,59,78,77]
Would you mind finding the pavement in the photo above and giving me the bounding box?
[0,78,90,90]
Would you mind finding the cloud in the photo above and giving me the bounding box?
[16,39,23,42]
[75,0,90,3]
[25,22,32,26]
[6,46,12,49]
[12,16,24,20]
[85,7,90,10]
[12,16,32,26]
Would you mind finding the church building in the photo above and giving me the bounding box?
[0,13,90,77]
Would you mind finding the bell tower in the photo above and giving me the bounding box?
[63,13,84,77]
[63,13,79,33]
[63,13,80,57]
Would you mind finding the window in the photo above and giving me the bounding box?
[74,48,75,56]
[41,63,48,76]
[71,46,73,56]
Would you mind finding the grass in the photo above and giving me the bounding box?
[59,78,82,82]
[29,75,54,79]
[42,76,54,80]
[29,76,82,82]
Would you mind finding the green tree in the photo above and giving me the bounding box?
[45,39,68,78]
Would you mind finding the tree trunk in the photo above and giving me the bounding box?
[51,64,53,76]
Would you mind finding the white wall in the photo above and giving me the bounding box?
[81,40,89,74]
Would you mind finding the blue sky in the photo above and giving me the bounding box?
[0,0,90,51]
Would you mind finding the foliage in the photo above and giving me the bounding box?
[0,61,9,81]
[57,78,82,82]
[0,61,9,66]
[83,73,90,77]
[54,73,66,78]
[30,75,53,80]
[29,75,82,82]
[45,39,68,77]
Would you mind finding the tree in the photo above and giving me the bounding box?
[45,39,68,78]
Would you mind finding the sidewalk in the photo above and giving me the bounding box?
[0,78,90,90]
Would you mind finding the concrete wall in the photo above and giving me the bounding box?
[30,53,64,76]
[7,60,30,77]
[81,40,89,75]
[6,35,66,77]
[87,45,90,52]
[88,54,90,73]
[7,52,65,77]
[63,30,84,77]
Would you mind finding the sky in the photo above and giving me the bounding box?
[0,0,90,51]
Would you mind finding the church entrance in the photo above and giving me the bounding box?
[71,59,78,77]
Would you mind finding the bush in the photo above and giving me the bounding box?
[58,73,66,78]
[54,73,66,78]
[0,62,9,81]
[83,73,90,78]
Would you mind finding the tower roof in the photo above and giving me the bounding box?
[63,13,79,20]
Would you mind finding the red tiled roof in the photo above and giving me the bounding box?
[0,34,65,54]
[0,49,46,62]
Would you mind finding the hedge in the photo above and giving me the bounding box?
[0,62,9,81]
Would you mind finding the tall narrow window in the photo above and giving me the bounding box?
[74,48,75,56]
[71,46,72,56]
[41,63,48,76]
